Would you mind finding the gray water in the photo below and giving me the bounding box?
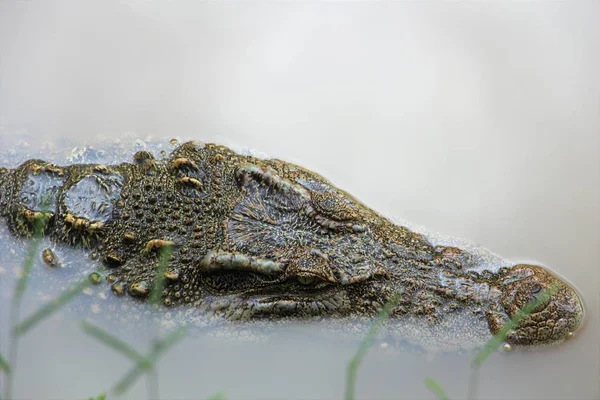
[0,2,598,399]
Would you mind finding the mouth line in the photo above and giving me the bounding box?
[250,287,336,303]
[234,278,337,296]
[255,294,320,304]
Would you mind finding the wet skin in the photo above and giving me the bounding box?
[0,142,585,348]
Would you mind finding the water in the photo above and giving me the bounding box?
[1,2,598,399]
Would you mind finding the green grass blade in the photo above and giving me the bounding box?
[473,284,560,366]
[113,364,148,395]
[85,393,106,400]
[151,325,188,355]
[0,352,10,374]
[424,377,451,400]
[14,280,92,336]
[113,326,188,395]
[14,215,49,300]
[80,321,146,363]
[344,292,401,400]
[206,392,226,400]
[148,246,173,305]
[14,237,41,300]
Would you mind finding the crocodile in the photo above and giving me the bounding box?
[0,141,585,349]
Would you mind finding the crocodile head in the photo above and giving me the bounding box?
[189,153,428,320]
[488,264,585,347]
[175,147,585,348]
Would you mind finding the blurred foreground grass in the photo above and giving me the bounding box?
[0,230,218,399]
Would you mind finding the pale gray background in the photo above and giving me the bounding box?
[0,1,598,399]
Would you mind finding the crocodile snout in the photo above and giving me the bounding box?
[495,264,585,347]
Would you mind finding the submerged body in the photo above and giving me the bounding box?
[0,141,585,349]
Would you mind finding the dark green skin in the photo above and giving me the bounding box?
[0,141,585,347]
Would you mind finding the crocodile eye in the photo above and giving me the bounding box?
[531,284,542,295]
[312,192,356,221]
[297,276,316,285]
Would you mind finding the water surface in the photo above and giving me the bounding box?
[1,2,598,399]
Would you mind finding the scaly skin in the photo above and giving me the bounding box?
[0,142,585,347]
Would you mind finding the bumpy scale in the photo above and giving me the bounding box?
[0,142,585,347]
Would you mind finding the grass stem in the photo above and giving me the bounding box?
[4,215,48,400]
[80,321,146,363]
[424,377,451,400]
[116,326,187,395]
[0,353,10,374]
[344,292,400,400]
[14,280,92,336]
[149,246,173,306]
